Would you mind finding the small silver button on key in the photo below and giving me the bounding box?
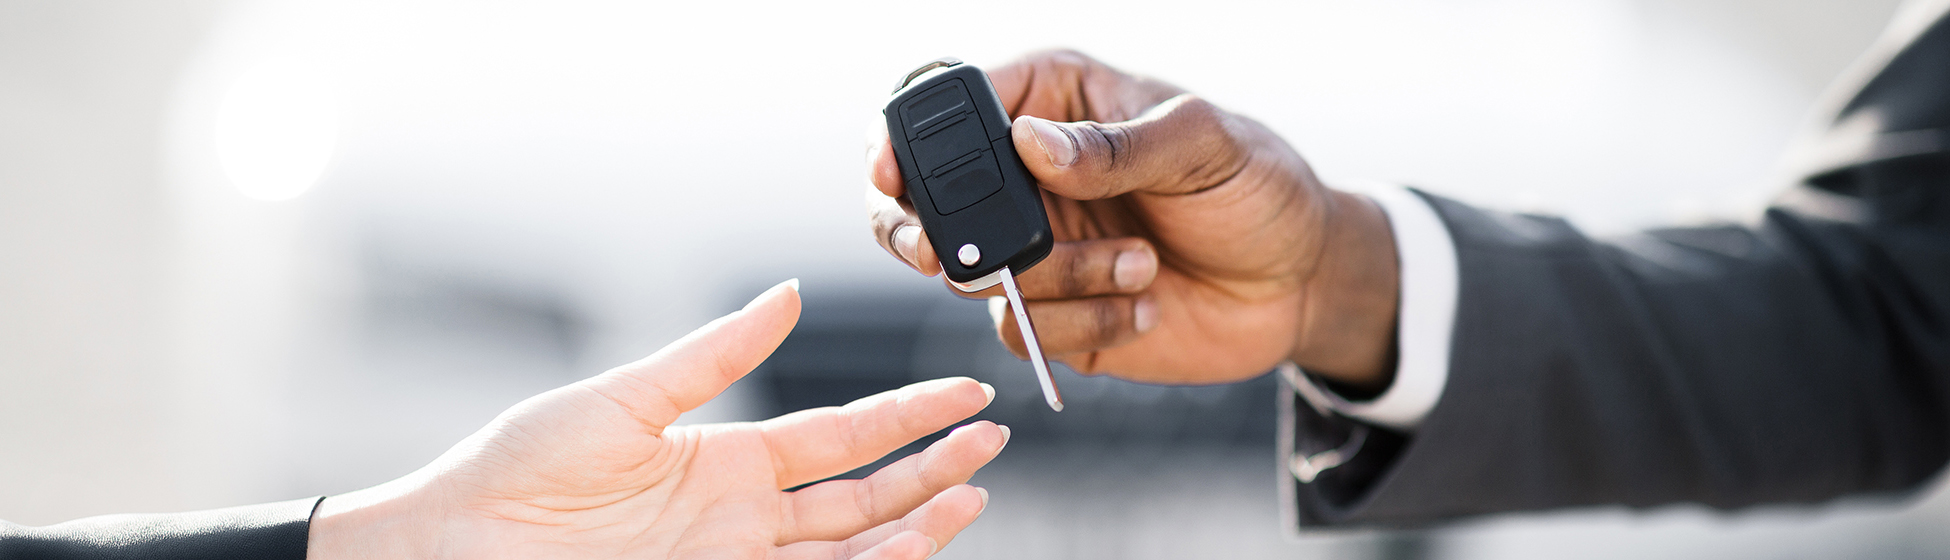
[958,244,981,267]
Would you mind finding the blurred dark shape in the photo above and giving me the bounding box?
[359,232,589,372]
[738,282,1431,559]
[745,284,1276,477]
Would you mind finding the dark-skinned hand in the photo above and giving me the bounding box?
[867,50,1400,390]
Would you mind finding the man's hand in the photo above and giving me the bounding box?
[307,280,1008,560]
[867,50,1400,390]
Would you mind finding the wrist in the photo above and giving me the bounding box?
[1290,189,1400,392]
[307,478,444,559]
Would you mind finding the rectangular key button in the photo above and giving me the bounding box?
[899,80,971,139]
[922,150,1004,216]
[909,114,989,176]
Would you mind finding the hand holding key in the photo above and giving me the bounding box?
[866,50,1402,391]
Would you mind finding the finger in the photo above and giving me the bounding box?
[846,531,936,560]
[774,484,989,560]
[986,49,1187,123]
[868,131,904,199]
[761,377,994,488]
[866,188,942,276]
[993,295,1158,363]
[844,485,989,553]
[779,421,1008,543]
[577,279,800,434]
[947,238,1157,300]
[1012,95,1250,200]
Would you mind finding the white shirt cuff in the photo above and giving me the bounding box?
[1283,183,1458,431]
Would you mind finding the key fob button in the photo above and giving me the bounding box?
[899,80,972,138]
[922,150,1004,215]
[957,244,980,266]
[909,114,988,176]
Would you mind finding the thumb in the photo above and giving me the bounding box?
[583,279,801,433]
[1011,95,1249,200]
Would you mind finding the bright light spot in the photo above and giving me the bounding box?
[214,65,339,201]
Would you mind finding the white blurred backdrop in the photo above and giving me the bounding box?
[3,0,1942,558]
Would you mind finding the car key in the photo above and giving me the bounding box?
[883,57,1063,412]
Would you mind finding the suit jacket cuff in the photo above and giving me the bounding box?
[1291,182,1458,430]
[1278,183,1458,530]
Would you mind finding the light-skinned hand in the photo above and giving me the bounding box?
[307,280,1008,560]
[867,50,1401,390]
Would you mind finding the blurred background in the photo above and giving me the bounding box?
[2,0,1945,558]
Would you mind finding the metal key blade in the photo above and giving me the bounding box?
[999,266,1063,411]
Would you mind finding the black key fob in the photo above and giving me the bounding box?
[885,57,1065,411]
[883,58,1053,292]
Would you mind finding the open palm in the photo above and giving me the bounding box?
[310,281,1006,560]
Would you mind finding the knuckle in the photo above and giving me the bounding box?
[1091,299,1127,345]
[1089,122,1129,163]
[914,443,950,490]
[854,477,881,522]
[1077,351,1105,375]
[1174,94,1223,121]
[1031,48,1096,71]
[889,387,926,436]
[867,199,906,226]
[1078,122,1134,192]
[869,212,898,239]
[1058,248,1091,297]
[834,408,866,458]
[1170,97,1250,194]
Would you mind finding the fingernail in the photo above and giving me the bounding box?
[1113,248,1156,290]
[980,382,996,404]
[976,487,990,511]
[1028,118,1078,167]
[987,296,1008,326]
[926,536,941,557]
[1134,297,1159,333]
[894,226,922,267]
[744,279,797,310]
[997,424,1011,450]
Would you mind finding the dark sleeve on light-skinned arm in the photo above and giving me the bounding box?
[0,497,322,560]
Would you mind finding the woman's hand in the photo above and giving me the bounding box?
[309,280,1008,560]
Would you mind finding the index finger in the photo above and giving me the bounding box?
[867,121,904,198]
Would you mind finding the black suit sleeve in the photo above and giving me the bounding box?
[0,498,321,560]
[1293,4,1950,528]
